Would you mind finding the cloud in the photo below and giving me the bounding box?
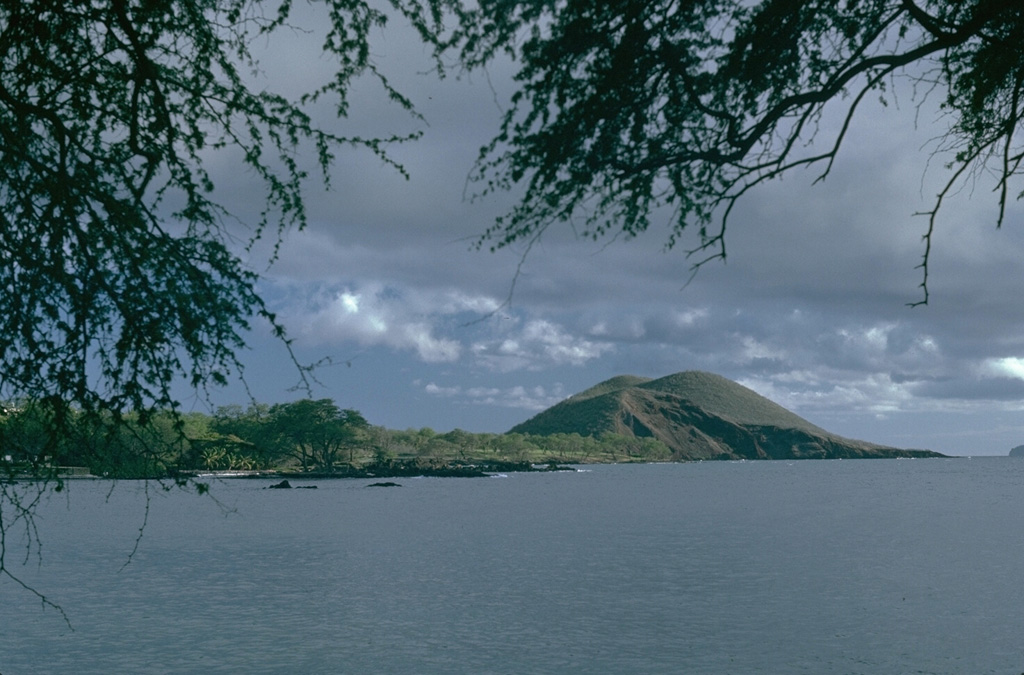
[739,371,915,419]
[423,381,567,411]
[282,281,496,363]
[275,278,614,372]
[987,357,1024,381]
[424,382,461,397]
[470,318,615,372]
[204,36,1024,454]
[909,376,1024,402]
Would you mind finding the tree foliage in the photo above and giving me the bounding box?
[0,401,674,478]
[0,0,454,602]
[268,399,368,472]
[451,0,1024,303]
[0,0,449,449]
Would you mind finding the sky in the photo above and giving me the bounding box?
[186,6,1024,457]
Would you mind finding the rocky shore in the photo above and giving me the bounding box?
[194,460,578,481]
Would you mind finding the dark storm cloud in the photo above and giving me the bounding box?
[910,377,1024,401]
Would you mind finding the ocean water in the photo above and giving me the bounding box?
[1,458,1023,674]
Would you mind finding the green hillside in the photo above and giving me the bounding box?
[637,371,830,435]
[567,374,652,402]
[512,370,942,461]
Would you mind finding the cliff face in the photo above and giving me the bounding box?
[511,371,943,460]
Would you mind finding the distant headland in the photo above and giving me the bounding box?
[512,371,944,461]
[1,371,943,482]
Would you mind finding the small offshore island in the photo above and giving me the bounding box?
[2,371,943,482]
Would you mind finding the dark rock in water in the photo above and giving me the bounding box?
[266,479,317,489]
[540,461,577,472]
[1009,445,1024,457]
[367,481,401,487]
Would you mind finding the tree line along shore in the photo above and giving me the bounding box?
[0,398,673,481]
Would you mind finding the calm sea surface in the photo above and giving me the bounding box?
[2,458,1023,674]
